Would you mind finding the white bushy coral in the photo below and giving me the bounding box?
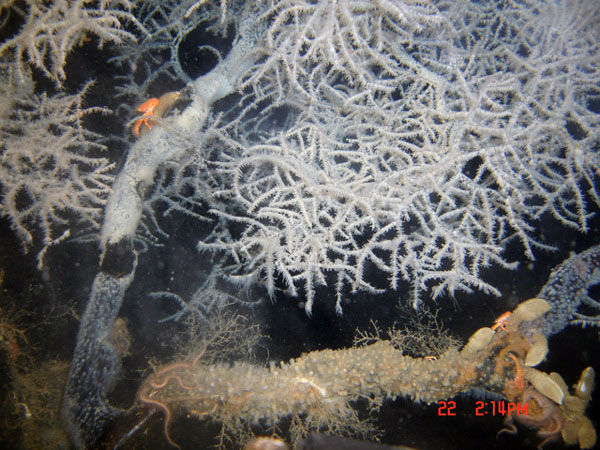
[0,0,143,86]
[0,68,114,266]
[189,0,600,311]
[1,0,599,311]
[0,0,145,265]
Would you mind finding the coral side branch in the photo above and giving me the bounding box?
[138,299,596,448]
[61,9,270,448]
[100,4,267,250]
[524,244,600,337]
[61,245,137,449]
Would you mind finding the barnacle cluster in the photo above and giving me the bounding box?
[488,299,597,449]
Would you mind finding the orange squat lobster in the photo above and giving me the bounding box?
[132,91,181,137]
[133,98,159,137]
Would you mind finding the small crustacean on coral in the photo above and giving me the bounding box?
[493,299,596,449]
[492,311,512,332]
[499,367,596,449]
[132,91,181,137]
[132,98,159,137]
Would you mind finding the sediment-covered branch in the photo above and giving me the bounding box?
[139,299,596,448]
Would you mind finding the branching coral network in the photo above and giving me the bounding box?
[0,69,114,267]
[187,0,600,311]
[0,0,599,449]
[1,0,599,306]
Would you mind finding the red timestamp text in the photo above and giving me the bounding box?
[437,400,457,416]
[437,400,528,416]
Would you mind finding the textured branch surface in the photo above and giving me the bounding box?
[138,297,597,448]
